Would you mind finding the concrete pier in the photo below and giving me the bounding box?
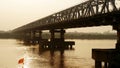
[39,29,75,49]
[21,29,75,49]
[92,49,117,68]
[92,24,120,68]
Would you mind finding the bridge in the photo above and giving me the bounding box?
[12,0,120,68]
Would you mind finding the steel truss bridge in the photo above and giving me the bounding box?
[13,0,120,32]
[12,1,120,68]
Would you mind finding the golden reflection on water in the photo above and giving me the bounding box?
[0,39,116,68]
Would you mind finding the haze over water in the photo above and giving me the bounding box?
[0,39,116,68]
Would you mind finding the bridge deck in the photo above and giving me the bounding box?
[12,0,120,32]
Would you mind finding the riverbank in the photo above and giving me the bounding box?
[41,32,117,40]
[0,31,117,39]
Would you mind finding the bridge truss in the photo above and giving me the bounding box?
[13,0,120,32]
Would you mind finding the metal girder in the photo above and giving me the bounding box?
[13,0,120,32]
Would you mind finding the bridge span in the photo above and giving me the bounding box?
[12,0,120,68]
[13,0,120,32]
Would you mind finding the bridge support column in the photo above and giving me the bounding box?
[60,29,65,42]
[38,31,43,44]
[30,31,36,44]
[50,29,65,41]
[50,29,55,42]
[38,31,42,41]
[22,32,26,42]
[115,30,120,50]
[27,31,32,43]
[49,29,56,49]
[22,31,31,44]
[49,29,65,49]
[38,31,49,48]
[113,24,120,50]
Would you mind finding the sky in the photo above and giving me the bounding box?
[0,0,118,33]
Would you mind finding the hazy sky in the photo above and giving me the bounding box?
[0,0,117,33]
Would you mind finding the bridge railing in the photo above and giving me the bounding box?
[13,0,120,32]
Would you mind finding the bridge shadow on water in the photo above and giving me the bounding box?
[49,48,65,68]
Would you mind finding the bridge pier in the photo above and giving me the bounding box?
[22,30,41,45]
[115,30,120,51]
[50,29,65,42]
[39,29,74,49]
[92,24,120,68]
[22,31,31,44]
[38,31,42,41]
[37,29,75,49]
[49,29,65,49]
[113,23,120,50]
[31,31,36,44]
[38,31,49,48]
[31,30,47,45]
[18,29,75,49]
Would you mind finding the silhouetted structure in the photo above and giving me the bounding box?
[12,0,120,68]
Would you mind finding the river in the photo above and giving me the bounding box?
[0,39,116,68]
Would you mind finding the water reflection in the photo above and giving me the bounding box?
[50,49,55,66]
[22,44,66,68]
[49,48,65,68]
[0,39,116,68]
[59,49,65,68]
[23,45,49,68]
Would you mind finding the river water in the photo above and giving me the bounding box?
[0,39,116,68]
